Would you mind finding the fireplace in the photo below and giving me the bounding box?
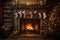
[20,19,40,34]
[13,9,43,36]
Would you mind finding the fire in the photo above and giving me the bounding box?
[26,24,34,30]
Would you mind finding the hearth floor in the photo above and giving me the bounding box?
[19,34,41,38]
[5,34,55,40]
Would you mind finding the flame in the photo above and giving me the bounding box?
[26,24,33,30]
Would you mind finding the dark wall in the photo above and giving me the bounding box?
[0,0,3,26]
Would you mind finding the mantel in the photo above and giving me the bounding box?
[10,5,47,10]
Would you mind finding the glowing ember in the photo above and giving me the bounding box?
[26,24,34,30]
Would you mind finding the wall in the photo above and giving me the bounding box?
[0,0,3,26]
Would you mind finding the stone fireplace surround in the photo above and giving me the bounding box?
[12,9,43,37]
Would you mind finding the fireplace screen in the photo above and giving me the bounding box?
[20,19,40,34]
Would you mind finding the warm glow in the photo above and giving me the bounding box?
[26,24,34,30]
[21,2,24,4]
[26,2,31,6]
[22,25,25,31]
[35,24,38,30]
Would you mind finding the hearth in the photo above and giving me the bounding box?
[20,19,40,34]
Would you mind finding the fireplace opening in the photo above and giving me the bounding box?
[20,19,40,34]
